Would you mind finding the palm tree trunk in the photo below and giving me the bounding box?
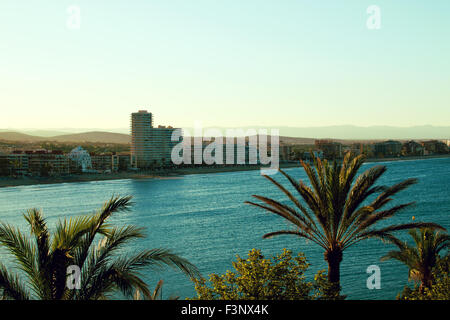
[50,250,70,300]
[420,270,433,292]
[324,249,343,284]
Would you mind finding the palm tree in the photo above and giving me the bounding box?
[381,228,449,290]
[245,152,445,287]
[0,195,200,300]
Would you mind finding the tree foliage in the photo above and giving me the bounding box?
[397,255,450,300]
[381,228,449,290]
[0,195,200,300]
[191,248,343,300]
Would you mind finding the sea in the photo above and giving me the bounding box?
[0,157,449,300]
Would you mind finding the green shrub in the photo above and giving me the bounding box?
[191,248,344,300]
[398,255,450,300]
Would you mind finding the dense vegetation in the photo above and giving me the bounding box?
[379,228,449,300]
[397,255,449,300]
[191,249,343,300]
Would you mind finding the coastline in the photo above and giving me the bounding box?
[364,154,450,163]
[0,164,299,188]
[1,154,449,189]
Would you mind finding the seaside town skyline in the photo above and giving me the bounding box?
[1,109,449,180]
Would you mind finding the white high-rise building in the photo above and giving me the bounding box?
[131,110,181,168]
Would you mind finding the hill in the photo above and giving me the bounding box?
[0,132,45,142]
[50,131,130,144]
[0,131,130,144]
[1,124,449,145]
[183,125,450,140]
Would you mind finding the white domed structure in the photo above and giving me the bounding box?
[68,146,93,172]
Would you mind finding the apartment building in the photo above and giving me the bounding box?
[131,110,180,168]
[0,151,30,176]
[315,140,343,159]
[422,140,449,155]
[26,150,70,176]
[374,140,402,157]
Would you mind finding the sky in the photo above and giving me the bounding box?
[0,1,449,130]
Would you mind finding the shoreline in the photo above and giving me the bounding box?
[364,154,450,163]
[1,154,449,188]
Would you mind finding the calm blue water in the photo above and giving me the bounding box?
[0,157,449,300]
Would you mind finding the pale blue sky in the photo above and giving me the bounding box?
[0,1,449,130]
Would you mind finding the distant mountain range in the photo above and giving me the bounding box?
[185,125,449,140]
[0,128,129,137]
[0,125,448,145]
[0,131,131,144]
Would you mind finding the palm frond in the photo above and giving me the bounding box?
[370,178,418,210]
[72,196,134,271]
[262,230,326,249]
[262,173,318,229]
[120,249,201,279]
[0,222,44,297]
[349,223,447,249]
[71,225,146,300]
[341,202,416,248]
[0,263,31,300]
[23,208,52,298]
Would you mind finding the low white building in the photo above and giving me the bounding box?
[68,146,93,172]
